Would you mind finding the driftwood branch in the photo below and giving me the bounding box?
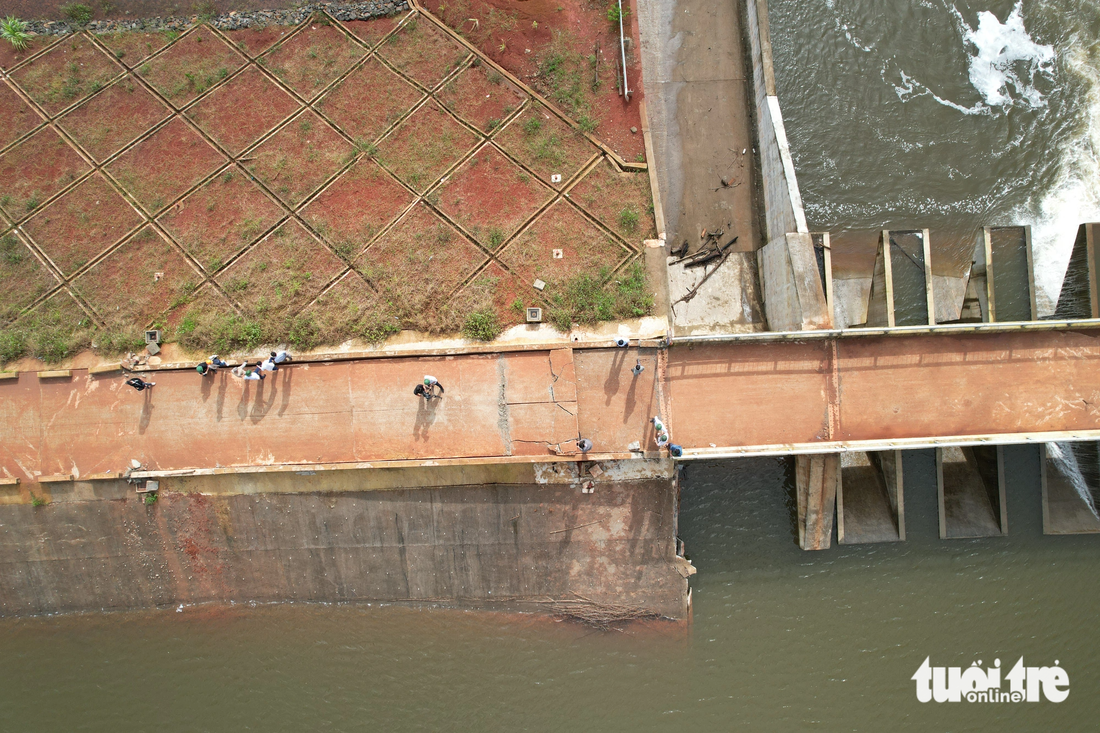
[535,593,661,628]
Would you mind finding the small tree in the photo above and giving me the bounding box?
[0,17,30,50]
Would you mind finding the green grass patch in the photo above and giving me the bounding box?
[547,261,653,331]
[60,3,94,24]
[463,308,500,341]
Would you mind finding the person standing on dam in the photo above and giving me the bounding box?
[415,375,445,401]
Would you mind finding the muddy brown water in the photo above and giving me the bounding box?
[4,1,1100,729]
[3,454,1100,730]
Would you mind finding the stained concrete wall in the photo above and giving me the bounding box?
[745,0,824,333]
[744,0,808,244]
[759,232,831,331]
[0,476,689,619]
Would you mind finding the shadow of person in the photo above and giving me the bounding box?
[200,371,213,402]
[413,396,439,442]
[277,367,293,417]
[215,373,228,421]
[623,352,654,424]
[138,389,154,434]
[237,381,251,420]
[250,379,273,423]
[624,369,639,422]
[603,347,630,404]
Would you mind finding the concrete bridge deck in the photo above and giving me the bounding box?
[1,327,1099,485]
[670,327,1100,457]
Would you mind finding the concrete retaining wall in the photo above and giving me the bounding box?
[0,476,689,619]
[744,0,825,332]
[744,0,807,244]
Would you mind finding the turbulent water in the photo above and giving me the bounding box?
[4,2,1100,729]
[771,0,1100,311]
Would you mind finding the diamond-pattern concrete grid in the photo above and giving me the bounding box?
[0,7,653,342]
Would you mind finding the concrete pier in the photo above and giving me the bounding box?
[837,450,904,544]
[937,446,1006,539]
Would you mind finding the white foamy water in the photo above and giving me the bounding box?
[957,2,1054,109]
[1015,41,1100,313]
[948,2,1099,314]
[884,2,1055,116]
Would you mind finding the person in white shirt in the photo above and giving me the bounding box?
[270,350,291,370]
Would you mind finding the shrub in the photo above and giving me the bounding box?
[0,16,30,50]
[463,309,501,341]
[607,3,628,25]
[30,493,47,507]
[61,3,94,24]
[287,314,319,351]
[175,310,264,353]
[144,493,158,505]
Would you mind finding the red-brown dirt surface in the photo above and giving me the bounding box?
[356,202,486,313]
[501,199,629,290]
[494,103,596,189]
[0,82,42,149]
[299,269,395,342]
[186,66,298,154]
[0,231,58,323]
[343,14,408,48]
[220,220,346,318]
[436,143,553,249]
[71,225,199,328]
[0,18,656,357]
[437,61,527,133]
[157,168,285,272]
[224,25,295,58]
[317,56,423,144]
[454,259,528,326]
[162,281,236,331]
[375,15,469,90]
[0,35,51,71]
[568,154,656,243]
[23,173,143,275]
[245,109,353,205]
[300,158,415,257]
[107,116,227,212]
[10,35,122,115]
[96,30,170,68]
[0,127,89,219]
[377,101,479,193]
[57,77,171,161]
[138,27,245,105]
[421,0,646,161]
[260,22,366,100]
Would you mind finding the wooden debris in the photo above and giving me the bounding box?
[537,593,661,628]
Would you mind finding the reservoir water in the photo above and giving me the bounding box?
[4,0,1100,728]
[3,456,1100,729]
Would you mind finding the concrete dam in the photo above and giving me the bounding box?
[3,0,1100,621]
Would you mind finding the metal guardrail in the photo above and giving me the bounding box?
[677,429,1100,461]
[668,317,1100,346]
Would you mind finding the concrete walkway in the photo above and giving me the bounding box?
[637,0,766,335]
[670,329,1100,454]
[4,327,1100,485]
[0,347,663,482]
